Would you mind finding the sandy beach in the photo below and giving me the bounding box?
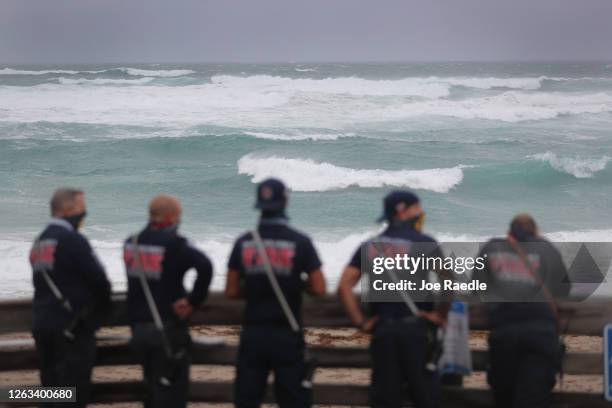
[0,326,602,407]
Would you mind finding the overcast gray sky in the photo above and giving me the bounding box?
[1,0,611,63]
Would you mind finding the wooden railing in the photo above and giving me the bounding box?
[0,293,609,407]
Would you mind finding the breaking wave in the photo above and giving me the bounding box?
[0,68,81,75]
[57,77,155,85]
[118,68,195,77]
[210,75,569,97]
[0,67,195,77]
[237,154,466,193]
[243,131,354,141]
[531,152,609,178]
[210,74,452,98]
[381,91,612,122]
[2,79,612,126]
[3,226,612,298]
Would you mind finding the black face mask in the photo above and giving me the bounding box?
[166,223,179,233]
[392,212,425,232]
[261,209,288,219]
[510,224,535,242]
[64,211,87,230]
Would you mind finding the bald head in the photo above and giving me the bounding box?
[50,188,84,217]
[509,213,538,241]
[149,195,182,227]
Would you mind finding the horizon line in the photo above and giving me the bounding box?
[2,59,612,66]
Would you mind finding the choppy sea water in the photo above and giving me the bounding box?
[1,62,611,297]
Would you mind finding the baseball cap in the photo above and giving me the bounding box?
[255,178,288,210]
[377,190,420,222]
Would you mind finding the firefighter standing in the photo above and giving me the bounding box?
[475,214,570,408]
[30,188,111,407]
[337,190,448,408]
[225,178,326,408]
[124,195,213,408]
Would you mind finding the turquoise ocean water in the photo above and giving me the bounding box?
[1,63,611,297]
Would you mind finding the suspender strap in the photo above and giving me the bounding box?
[507,236,561,325]
[40,269,73,313]
[131,234,173,358]
[251,229,301,333]
[372,241,420,316]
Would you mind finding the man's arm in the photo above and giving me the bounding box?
[419,243,451,325]
[225,268,244,299]
[185,244,213,307]
[225,239,245,299]
[302,238,326,297]
[307,269,326,296]
[337,265,363,326]
[172,240,213,320]
[337,265,378,332]
[72,235,112,311]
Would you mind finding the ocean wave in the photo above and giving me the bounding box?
[210,75,572,96]
[382,91,612,122]
[0,68,81,75]
[436,229,612,243]
[237,154,466,193]
[2,79,612,126]
[2,226,612,298]
[0,67,194,77]
[57,77,155,85]
[243,131,354,141]
[295,67,318,72]
[0,231,372,297]
[530,151,609,178]
[431,76,547,90]
[211,74,451,98]
[118,68,195,77]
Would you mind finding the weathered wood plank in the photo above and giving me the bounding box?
[0,341,601,375]
[0,293,610,335]
[88,381,609,408]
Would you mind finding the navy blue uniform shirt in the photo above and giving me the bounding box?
[474,237,570,328]
[228,217,322,327]
[348,223,441,319]
[124,225,213,324]
[30,218,111,332]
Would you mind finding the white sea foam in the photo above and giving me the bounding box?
[211,75,570,95]
[0,67,194,77]
[295,67,318,72]
[57,77,155,85]
[119,68,195,77]
[2,77,612,127]
[2,227,612,298]
[0,230,372,297]
[531,151,609,178]
[243,131,354,141]
[237,154,466,193]
[210,75,452,98]
[431,76,546,90]
[381,91,612,123]
[0,68,81,75]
